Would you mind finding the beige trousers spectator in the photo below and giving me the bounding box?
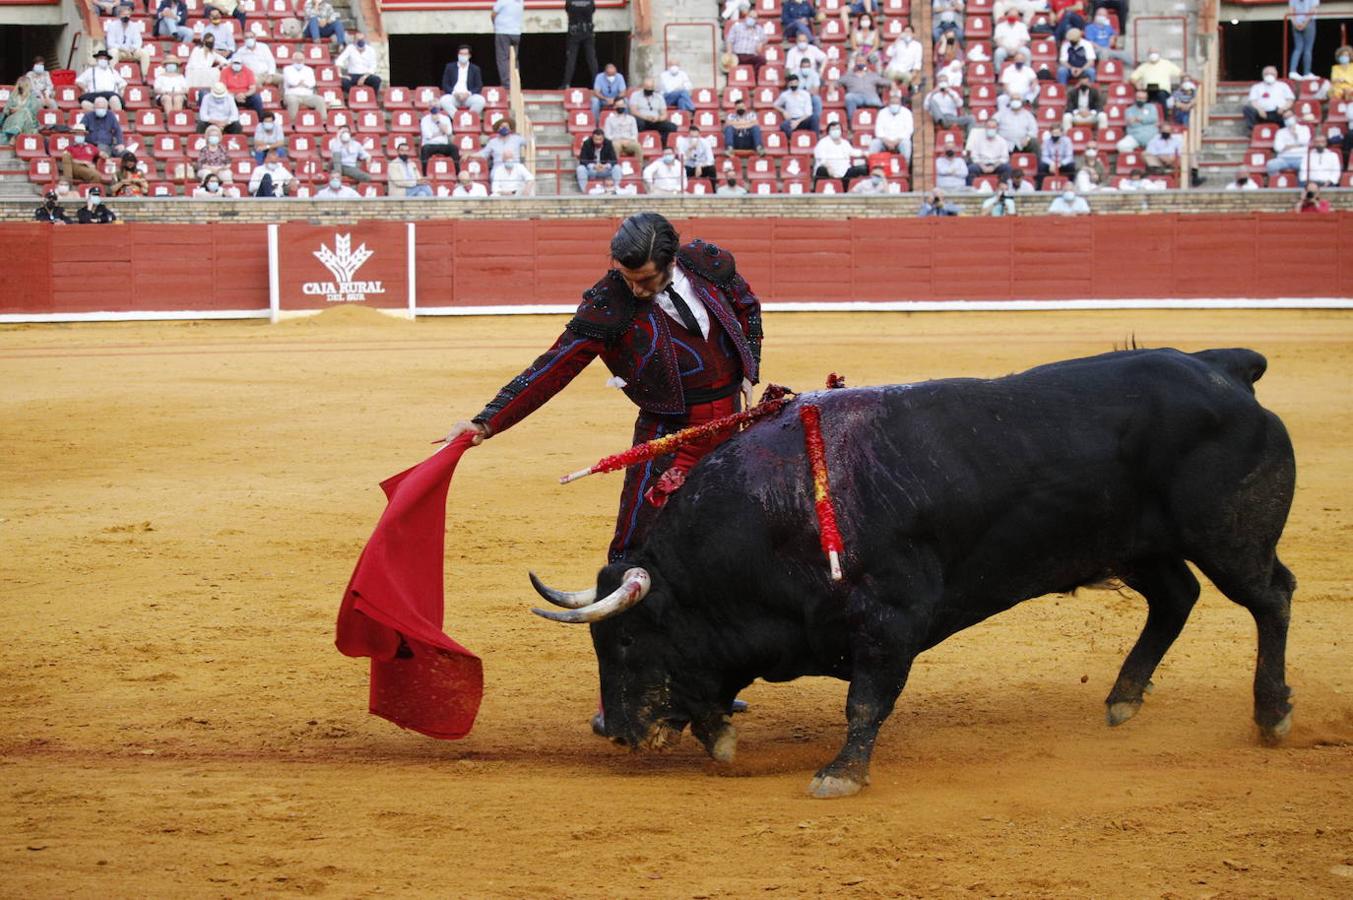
[613,138,643,165]
[1062,110,1109,131]
[113,46,153,80]
[257,73,283,87]
[284,92,328,118]
[331,162,372,182]
[61,152,106,184]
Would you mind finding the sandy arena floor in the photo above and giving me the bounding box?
[2,308,1351,898]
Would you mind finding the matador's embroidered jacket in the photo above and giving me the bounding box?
[472,239,763,435]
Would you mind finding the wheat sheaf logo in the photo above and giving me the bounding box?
[303,233,386,302]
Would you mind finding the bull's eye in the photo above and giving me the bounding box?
[619,635,635,650]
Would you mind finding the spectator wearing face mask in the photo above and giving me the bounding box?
[82,97,127,158]
[1143,123,1182,174]
[1225,167,1259,191]
[198,82,242,134]
[851,15,881,67]
[185,35,228,91]
[1000,52,1040,105]
[785,33,827,75]
[924,77,975,133]
[302,0,348,49]
[773,75,820,138]
[792,59,824,121]
[812,123,868,191]
[1116,89,1159,154]
[76,50,127,112]
[725,11,766,72]
[451,170,488,197]
[220,58,263,116]
[871,92,914,160]
[103,3,153,83]
[933,0,965,49]
[1300,134,1342,185]
[1047,188,1090,215]
[231,35,281,88]
[1037,126,1076,188]
[78,186,118,224]
[885,27,924,89]
[1243,66,1295,131]
[1263,113,1311,178]
[110,151,149,196]
[206,0,247,29]
[1119,167,1166,191]
[252,111,286,164]
[1089,0,1128,30]
[23,58,57,111]
[197,9,237,54]
[935,142,969,190]
[419,105,458,169]
[328,128,372,182]
[35,191,70,224]
[715,167,747,195]
[723,101,764,155]
[577,128,621,193]
[993,12,1031,70]
[1170,76,1198,125]
[153,60,188,114]
[780,0,819,46]
[838,58,892,121]
[1007,167,1036,194]
[629,78,678,148]
[336,32,382,92]
[1331,46,1353,102]
[642,147,686,195]
[604,99,644,165]
[283,58,328,118]
[248,148,293,196]
[849,165,892,194]
[440,45,486,114]
[676,123,716,189]
[478,117,528,167]
[62,123,107,185]
[1074,145,1106,191]
[590,62,626,119]
[659,62,695,113]
[965,121,1012,184]
[1131,49,1181,108]
[314,173,361,198]
[995,95,1039,153]
[388,139,433,197]
[1057,28,1096,85]
[193,172,228,197]
[196,124,235,184]
[155,0,194,43]
[1062,73,1107,131]
[490,150,535,196]
[919,188,960,216]
[2,77,42,143]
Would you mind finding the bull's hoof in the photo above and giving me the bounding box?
[1259,711,1293,746]
[1106,699,1142,727]
[710,724,738,764]
[808,774,864,799]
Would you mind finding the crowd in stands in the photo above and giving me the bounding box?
[1,0,1350,209]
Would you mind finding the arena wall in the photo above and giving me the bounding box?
[3,213,1350,321]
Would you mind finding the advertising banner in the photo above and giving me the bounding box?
[274,222,412,315]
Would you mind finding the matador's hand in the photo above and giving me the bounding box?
[436,420,489,446]
[740,378,755,410]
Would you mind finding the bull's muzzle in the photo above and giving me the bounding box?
[529,568,651,624]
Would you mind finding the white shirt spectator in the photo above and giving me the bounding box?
[874,104,914,144]
[336,42,379,77]
[1300,147,1342,183]
[196,20,236,53]
[995,104,1038,147]
[1225,176,1260,190]
[283,62,317,98]
[421,111,453,145]
[452,181,489,197]
[314,183,361,198]
[329,135,371,168]
[1047,192,1091,215]
[1272,121,1311,158]
[793,65,822,93]
[938,58,965,88]
[248,162,293,194]
[677,133,716,168]
[813,134,864,178]
[103,17,146,51]
[936,153,968,190]
[1120,175,1167,191]
[76,64,127,96]
[785,41,827,73]
[1059,38,1096,68]
[253,119,285,150]
[886,36,924,78]
[449,61,473,94]
[1247,79,1295,113]
[199,92,240,125]
[658,66,693,96]
[153,69,187,97]
[1144,132,1182,159]
[1000,63,1039,100]
[993,19,1031,55]
[604,110,638,142]
[232,39,277,78]
[643,155,686,193]
[966,128,1012,166]
[925,85,965,120]
[774,86,815,121]
[491,159,535,195]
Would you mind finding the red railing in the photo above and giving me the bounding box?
[377,0,627,11]
[663,21,718,90]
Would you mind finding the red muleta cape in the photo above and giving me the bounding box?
[335,435,484,739]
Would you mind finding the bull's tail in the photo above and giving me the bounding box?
[1193,348,1268,394]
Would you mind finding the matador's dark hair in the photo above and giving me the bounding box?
[610,212,680,271]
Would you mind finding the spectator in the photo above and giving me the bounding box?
[1074,145,1107,191]
[1054,0,1088,43]
[1117,88,1159,153]
[995,96,1039,153]
[1130,49,1180,107]
[419,105,457,169]
[197,7,237,54]
[490,149,535,196]
[62,124,107,184]
[451,170,488,196]
[659,61,695,113]
[205,0,247,28]
[725,10,767,71]
[785,33,827,75]
[493,0,525,87]
[25,57,58,111]
[314,173,361,198]
[103,2,152,83]
[441,45,487,114]
[1288,0,1319,80]
[155,0,194,43]
[792,59,824,120]
[935,143,969,190]
[388,139,433,197]
[1062,72,1107,130]
[994,0,1046,20]
[871,91,914,159]
[1007,167,1036,193]
[1037,124,1075,187]
[1000,52,1040,105]
[1337,89,1353,161]
[561,0,598,88]
[839,58,892,121]
[1090,0,1128,30]
[83,97,127,157]
[328,128,372,182]
[577,127,621,193]
[966,121,1012,184]
[919,187,961,215]
[1,77,42,144]
[1300,133,1341,185]
[153,60,188,114]
[54,179,79,202]
[1265,113,1311,178]
[1170,76,1197,125]
[774,74,819,138]
[193,172,228,197]
[336,32,381,92]
[884,26,924,89]
[781,0,818,45]
[185,35,228,92]
[478,117,528,167]
[1057,28,1096,84]
[1332,45,1353,102]
[591,62,627,118]
[937,34,966,87]
[252,110,286,164]
[933,0,965,49]
[34,190,71,224]
[1119,167,1166,191]
[232,36,281,88]
[196,124,234,184]
[1047,187,1090,215]
[851,14,881,67]
[981,180,1017,215]
[249,149,292,196]
[630,78,677,148]
[642,146,686,194]
[1084,7,1131,64]
[925,76,975,132]
[1143,123,1182,174]
[1243,66,1295,131]
[849,165,891,194]
[221,58,263,116]
[993,11,1031,70]
[604,98,643,165]
[1225,167,1260,190]
[77,186,118,224]
[110,151,148,196]
[301,0,347,49]
[283,58,328,118]
[723,99,765,154]
[76,50,126,112]
[813,123,867,191]
[1294,181,1330,212]
[715,173,747,195]
[677,123,716,188]
[198,82,242,134]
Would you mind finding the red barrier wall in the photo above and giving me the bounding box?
[3,214,1349,317]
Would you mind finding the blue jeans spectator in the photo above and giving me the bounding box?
[1057,65,1097,84]
[305,17,347,47]
[779,113,819,138]
[403,183,434,197]
[1290,22,1316,76]
[253,147,289,165]
[591,96,622,118]
[576,161,621,192]
[155,19,193,42]
[932,22,965,46]
[844,92,882,121]
[723,123,764,151]
[783,19,815,43]
[664,89,695,112]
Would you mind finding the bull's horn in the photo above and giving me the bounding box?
[531,568,651,624]
[528,571,597,609]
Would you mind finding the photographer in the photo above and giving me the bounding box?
[1294,182,1331,214]
[981,180,1018,216]
[919,188,960,216]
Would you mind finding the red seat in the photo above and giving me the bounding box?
[123,84,152,109]
[750,86,777,108]
[1037,105,1060,125]
[685,179,713,194]
[294,110,325,133]
[1068,125,1092,152]
[692,87,718,109]
[365,157,388,181]
[970,83,999,109]
[972,174,999,192]
[55,85,80,108]
[166,110,195,133]
[781,177,810,194]
[148,181,178,196]
[353,109,384,133]
[566,109,595,134]
[482,86,508,109]
[693,109,720,130]
[453,109,480,133]
[1030,38,1056,63]
[389,110,418,133]
[562,87,589,109]
[385,86,413,108]
[1250,123,1279,147]
[325,109,354,132]
[454,134,479,153]
[151,133,183,159]
[287,134,319,158]
[1096,125,1122,153]
[966,15,992,39]
[758,64,784,87]
[746,156,777,179]
[349,86,378,109]
[728,65,755,88]
[789,130,815,153]
[314,65,339,87]
[969,61,995,83]
[426,156,457,180]
[820,18,848,42]
[413,86,441,108]
[750,180,778,195]
[28,158,58,182]
[779,154,811,179]
[14,134,45,159]
[230,157,254,180]
[1010,152,1036,172]
[762,130,788,155]
[851,108,877,133]
[133,109,165,133]
[303,44,331,64]
[1100,59,1125,81]
[356,183,384,197]
[1107,82,1134,102]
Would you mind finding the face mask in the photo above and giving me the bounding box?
[246,38,256,48]
[267,161,279,170]
[33,63,45,73]
[166,65,177,73]
[339,132,351,142]
[615,107,626,115]
[1015,61,1025,68]
[985,128,997,138]
[98,60,110,69]
[662,152,674,162]
[901,35,912,44]
[643,88,654,95]
[74,134,86,143]
[735,107,746,115]
[459,54,469,63]
[944,148,955,157]
[871,174,884,184]
[356,39,366,48]
[231,62,242,70]
[262,118,274,127]
[828,127,841,137]
[398,151,408,160]
[1011,101,1022,109]
[329,178,342,188]
[1236,177,1247,184]
[1135,99,1146,106]
[1006,14,1018,22]
[888,104,901,113]
[1062,191,1076,202]
[725,178,736,186]
[1095,16,1108,24]
[44,199,55,208]
[1148,53,1160,62]
[207,181,220,191]
[208,134,220,145]
[1086,148,1097,157]
[95,108,108,117]
[797,40,807,48]
[1263,74,1276,84]
[498,126,510,136]
[861,19,871,28]
[120,15,130,23]
[1283,118,1295,127]
[1181,81,1194,91]
[668,65,679,74]
[204,39,214,48]
[1339,55,1351,65]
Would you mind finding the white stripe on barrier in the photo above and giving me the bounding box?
[267,223,281,324]
[0,310,273,323]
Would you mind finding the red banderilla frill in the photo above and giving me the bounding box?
[799,403,845,581]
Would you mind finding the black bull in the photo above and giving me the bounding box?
[530,348,1297,799]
